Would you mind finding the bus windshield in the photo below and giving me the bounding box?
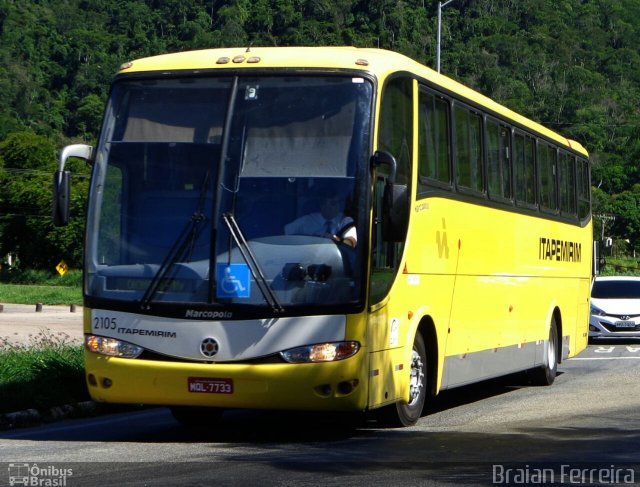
[85,75,373,312]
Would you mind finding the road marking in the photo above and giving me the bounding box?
[572,356,640,360]
[594,346,615,353]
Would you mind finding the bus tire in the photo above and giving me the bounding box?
[170,406,224,428]
[531,316,558,386]
[378,332,427,427]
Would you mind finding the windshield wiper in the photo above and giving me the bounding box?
[222,213,284,313]
[209,76,238,303]
[140,173,210,310]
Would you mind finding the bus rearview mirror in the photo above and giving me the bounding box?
[52,144,93,227]
[53,170,71,226]
[382,181,409,241]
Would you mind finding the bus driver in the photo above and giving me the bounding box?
[284,191,357,248]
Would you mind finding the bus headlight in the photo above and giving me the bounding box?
[280,341,360,363]
[85,335,144,358]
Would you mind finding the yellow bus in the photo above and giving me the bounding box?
[54,47,592,427]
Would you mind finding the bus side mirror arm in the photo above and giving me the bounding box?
[53,144,93,227]
[371,150,397,183]
[371,150,409,242]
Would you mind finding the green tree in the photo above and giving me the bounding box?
[75,94,105,141]
[0,0,639,259]
[0,131,88,270]
[611,185,640,255]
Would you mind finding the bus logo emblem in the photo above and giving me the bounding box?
[201,338,220,357]
[436,218,449,259]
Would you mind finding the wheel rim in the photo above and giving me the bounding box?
[547,326,557,369]
[408,348,425,406]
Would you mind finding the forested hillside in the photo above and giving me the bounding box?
[1,0,639,269]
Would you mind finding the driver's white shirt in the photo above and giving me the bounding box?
[284,212,357,244]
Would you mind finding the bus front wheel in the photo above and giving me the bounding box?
[378,332,428,427]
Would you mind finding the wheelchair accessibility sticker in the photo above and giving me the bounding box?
[216,263,251,298]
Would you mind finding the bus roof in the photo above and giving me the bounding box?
[118,46,588,157]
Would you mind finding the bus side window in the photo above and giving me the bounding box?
[370,76,413,304]
[559,151,577,218]
[454,104,483,193]
[486,119,511,201]
[538,141,558,213]
[514,132,536,207]
[418,89,451,191]
[577,158,591,220]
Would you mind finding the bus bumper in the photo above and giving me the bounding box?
[84,350,369,411]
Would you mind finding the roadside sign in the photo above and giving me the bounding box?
[56,260,68,276]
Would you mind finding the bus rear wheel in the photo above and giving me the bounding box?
[531,316,558,386]
[378,332,427,427]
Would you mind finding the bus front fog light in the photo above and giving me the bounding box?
[280,341,360,363]
[338,379,359,395]
[315,384,332,397]
[85,335,144,358]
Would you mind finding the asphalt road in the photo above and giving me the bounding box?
[1,342,639,486]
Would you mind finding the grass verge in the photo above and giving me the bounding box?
[0,331,89,414]
[600,256,640,276]
[0,268,82,305]
[0,283,82,305]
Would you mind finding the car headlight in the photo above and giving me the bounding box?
[590,304,608,316]
[85,335,144,358]
[280,341,360,363]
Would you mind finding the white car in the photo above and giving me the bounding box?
[590,276,640,339]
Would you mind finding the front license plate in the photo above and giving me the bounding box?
[614,321,636,329]
[188,377,233,394]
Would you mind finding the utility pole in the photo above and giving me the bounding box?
[436,0,457,73]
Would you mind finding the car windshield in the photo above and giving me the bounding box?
[592,280,640,299]
[85,75,373,312]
